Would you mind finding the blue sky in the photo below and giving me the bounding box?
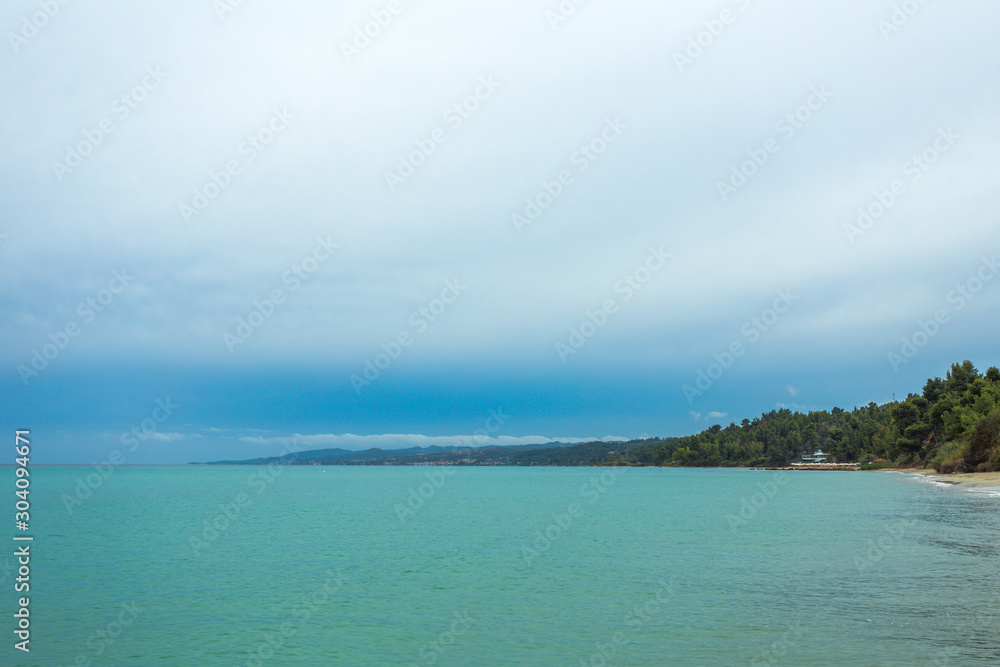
[2,0,999,464]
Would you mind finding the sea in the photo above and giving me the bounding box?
[3,466,999,666]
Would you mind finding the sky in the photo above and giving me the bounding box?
[2,0,998,464]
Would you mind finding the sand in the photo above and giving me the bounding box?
[889,467,1000,488]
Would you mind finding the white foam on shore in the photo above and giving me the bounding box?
[902,473,954,489]
[965,486,1000,498]
[909,473,1000,498]
[885,471,1000,498]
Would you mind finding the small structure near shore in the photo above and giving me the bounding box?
[764,448,861,470]
[772,462,860,471]
[800,448,829,463]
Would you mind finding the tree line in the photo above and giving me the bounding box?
[605,360,1000,472]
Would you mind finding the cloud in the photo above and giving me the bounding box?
[236,432,628,452]
[147,432,186,443]
[691,411,728,422]
[3,0,998,376]
[3,1,1000,463]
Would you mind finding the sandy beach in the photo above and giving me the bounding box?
[890,468,1000,488]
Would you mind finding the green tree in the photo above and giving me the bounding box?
[946,360,980,395]
[966,410,1000,469]
[892,400,929,456]
[923,377,946,402]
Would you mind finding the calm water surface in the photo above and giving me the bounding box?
[3,466,999,666]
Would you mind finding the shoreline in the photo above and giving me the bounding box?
[888,467,1000,488]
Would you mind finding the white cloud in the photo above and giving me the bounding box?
[4,0,1000,464]
[148,432,185,442]
[236,432,627,452]
[2,0,998,373]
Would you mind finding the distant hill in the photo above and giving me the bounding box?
[197,439,664,467]
[194,360,1000,473]
[202,445,459,466]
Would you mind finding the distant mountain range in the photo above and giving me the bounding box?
[194,361,1000,471]
[197,438,668,467]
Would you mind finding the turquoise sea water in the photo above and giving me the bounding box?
[3,466,999,666]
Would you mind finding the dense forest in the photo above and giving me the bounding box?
[605,360,1000,472]
[209,361,1000,474]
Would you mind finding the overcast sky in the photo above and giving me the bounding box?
[2,0,998,463]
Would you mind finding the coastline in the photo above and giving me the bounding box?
[889,467,1000,488]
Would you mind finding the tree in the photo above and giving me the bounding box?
[923,377,945,402]
[802,423,819,449]
[946,360,980,395]
[892,400,929,456]
[927,395,955,439]
[966,410,1000,468]
[892,401,920,430]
